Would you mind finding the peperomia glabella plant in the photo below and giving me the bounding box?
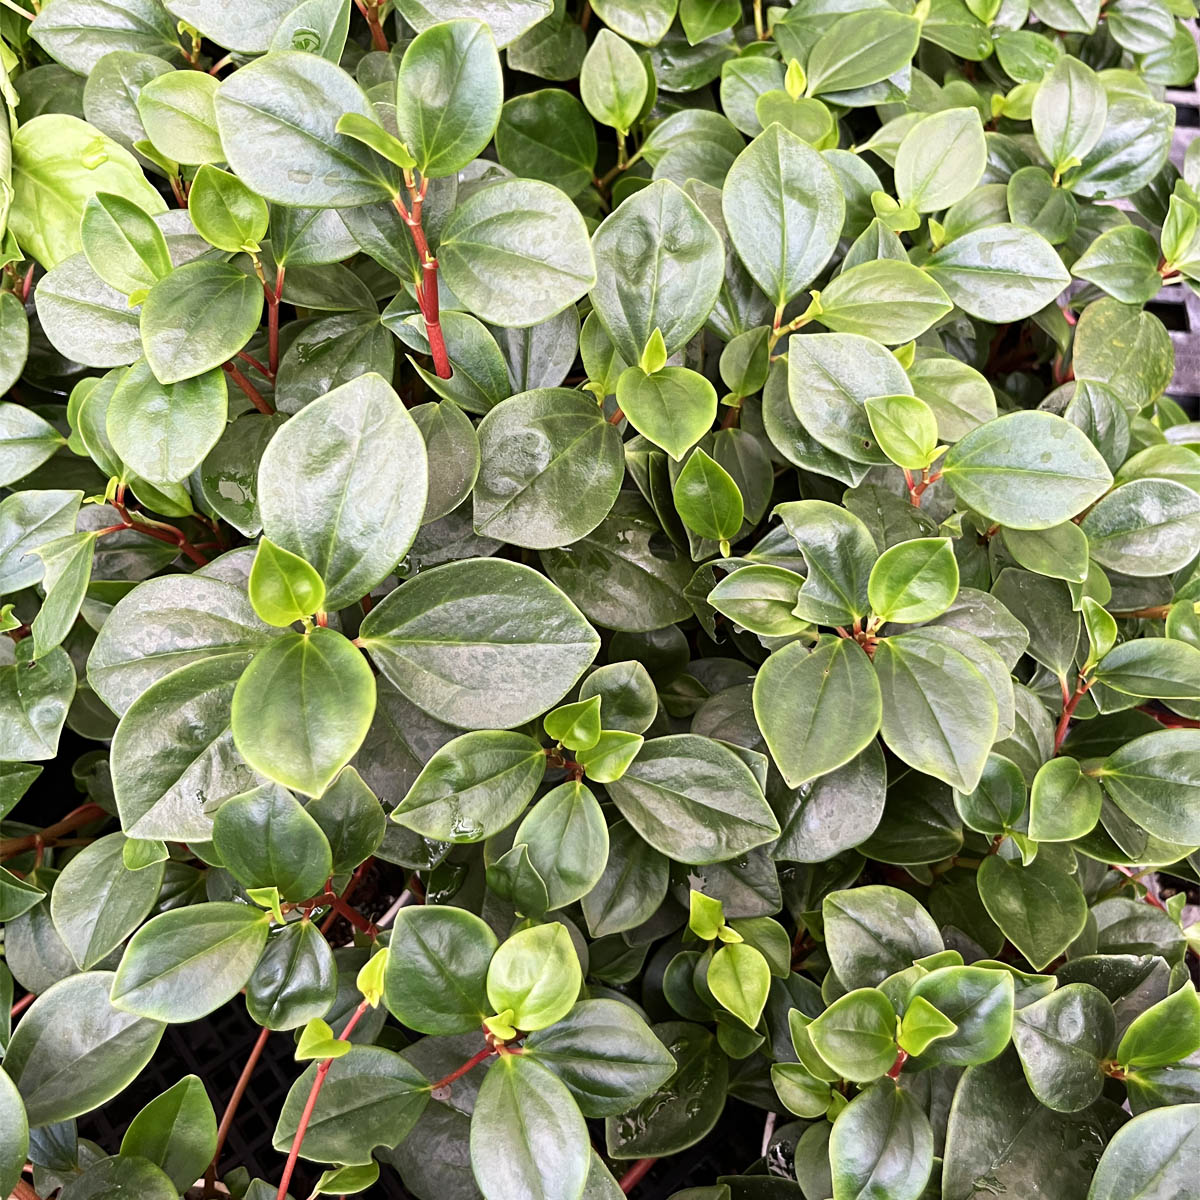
[0,0,1198,1198]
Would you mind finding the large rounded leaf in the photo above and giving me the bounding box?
[257,373,427,611]
[438,179,596,327]
[4,972,165,1126]
[472,388,624,548]
[941,411,1113,531]
[214,52,400,206]
[722,123,844,308]
[110,902,271,1022]
[231,629,376,798]
[359,558,600,729]
[605,734,779,864]
[470,1054,590,1200]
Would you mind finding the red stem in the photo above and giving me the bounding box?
[10,991,34,1017]
[275,1001,371,1200]
[319,859,372,936]
[222,361,273,415]
[394,186,451,379]
[1054,677,1091,753]
[0,803,104,862]
[618,1159,657,1194]
[1111,864,1168,912]
[1137,705,1200,729]
[112,491,209,566]
[238,349,274,383]
[353,0,388,49]
[205,1025,271,1193]
[429,1044,496,1091]
[886,1048,910,1080]
[269,267,284,377]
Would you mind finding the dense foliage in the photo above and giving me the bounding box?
[0,0,1199,1197]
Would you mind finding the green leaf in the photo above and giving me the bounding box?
[107,358,228,484]
[1096,730,1200,844]
[576,730,643,784]
[606,733,779,863]
[360,558,600,730]
[524,998,675,1116]
[0,868,45,923]
[1087,1105,1200,1200]
[708,942,770,1029]
[4,971,164,1126]
[1071,224,1161,305]
[471,1053,590,1200]
[864,394,940,470]
[0,402,64,489]
[214,52,399,206]
[212,782,333,900]
[722,123,844,308]
[1033,57,1107,174]
[829,1080,933,1200]
[954,753,1026,836]
[249,538,325,628]
[753,637,882,788]
[29,0,182,73]
[673,448,743,543]
[592,180,723,362]
[805,10,920,97]
[580,29,647,133]
[786,333,913,465]
[707,564,807,637]
[273,1045,428,1164]
[393,729,546,841]
[1002,521,1091,584]
[9,115,166,270]
[487,923,581,1031]
[925,224,1070,322]
[515,782,609,909]
[0,642,75,763]
[874,629,997,793]
[139,260,262,385]
[231,628,375,798]
[108,655,256,842]
[545,696,603,752]
[57,1156,177,1199]
[1081,479,1200,576]
[384,905,497,1034]
[823,885,942,991]
[137,70,224,165]
[1093,638,1200,700]
[775,498,877,623]
[334,113,417,171]
[246,918,337,1031]
[816,260,951,344]
[50,832,164,970]
[496,88,597,196]
[1028,756,1102,842]
[29,531,97,661]
[395,20,503,178]
[868,537,959,624]
[295,1016,350,1061]
[80,192,171,297]
[771,1061,833,1118]
[1116,984,1200,1070]
[941,411,1113,530]
[394,0,553,48]
[1011,983,1115,1112]
[615,366,717,462]
[473,388,623,548]
[0,1067,27,1200]
[897,995,958,1057]
[111,902,270,1022]
[0,488,83,596]
[895,108,988,213]
[35,253,143,368]
[257,373,427,611]
[314,1163,379,1196]
[907,965,1014,1067]
[590,0,677,45]
[438,179,596,327]
[188,164,269,252]
[809,988,898,1082]
[977,854,1088,970]
[120,1075,217,1193]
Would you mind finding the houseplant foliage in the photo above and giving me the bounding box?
[1,0,1200,1197]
